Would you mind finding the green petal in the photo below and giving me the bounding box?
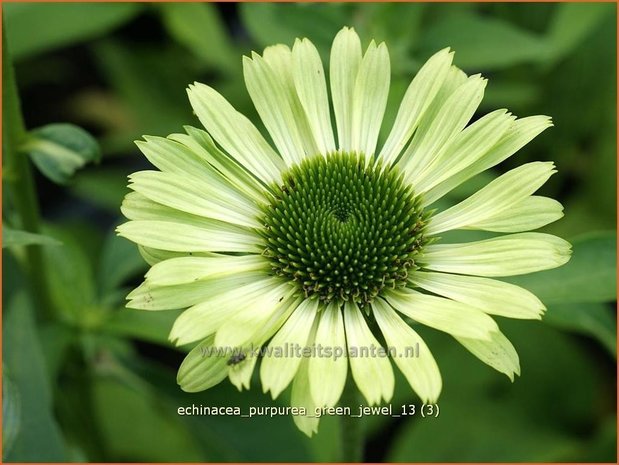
[308,302,347,408]
[243,52,306,166]
[138,245,213,266]
[260,299,318,399]
[424,115,553,205]
[214,282,297,348]
[411,271,545,319]
[343,301,394,405]
[128,170,260,228]
[466,196,564,232]
[187,82,285,184]
[373,299,442,403]
[292,38,336,154]
[401,74,487,184]
[169,277,281,345]
[424,232,572,277]
[291,358,320,437]
[427,162,557,234]
[415,109,515,194]
[117,220,260,253]
[127,271,268,311]
[262,44,320,156]
[177,335,228,392]
[135,135,209,179]
[228,353,258,391]
[145,255,267,286]
[379,48,454,165]
[170,126,265,201]
[351,41,390,159]
[455,330,520,381]
[330,26,362,152]
[387,288,498,339]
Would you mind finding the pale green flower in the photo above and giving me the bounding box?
[118,27,571,436]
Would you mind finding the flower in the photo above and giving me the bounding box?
[117,26,571,436]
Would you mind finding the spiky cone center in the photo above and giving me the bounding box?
[260,152,429,307]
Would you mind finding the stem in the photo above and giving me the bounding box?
[3,23,52,318]
[339,380,363,462]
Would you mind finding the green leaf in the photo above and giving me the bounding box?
[92,375,204,461]
[92,40,192,138]
[419,12,546,70]
[544,302,616,356]
[240,3,350,61]
[3,293,68,461]
[42,226,98,324]
[544,3,614,66]
[71,168,130,212]
[2,370,21,460]
[158,3,237,74]
[2,225,61,248]
[102,309,181,347]
[98,230,147,298]
[387,319,610,461]
[389,396,578,461]
[21,123,100,185]
[505,231,616,304]
[4,3,142,59]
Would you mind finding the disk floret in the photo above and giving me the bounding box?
[261,152,428,306]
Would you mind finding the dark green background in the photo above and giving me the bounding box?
[3,2,617,462]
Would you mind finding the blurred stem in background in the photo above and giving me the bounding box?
[2,22,52,319]
[339,381,363,461]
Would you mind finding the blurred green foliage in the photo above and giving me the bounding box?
[2,2,616,462]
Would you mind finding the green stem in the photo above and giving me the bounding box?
[3,23,52,318]
[339,380,363,462]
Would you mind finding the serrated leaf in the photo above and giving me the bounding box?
[21,123,100,185]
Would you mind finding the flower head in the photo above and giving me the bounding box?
[118,27,571,436]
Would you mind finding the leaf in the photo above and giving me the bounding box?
[543,3,614,66]
[505,231,616,304]
[2,371,21,460]
[388,396,578,461]
[158,3,237,74]
[102,309,181,347]
[240,3,350,61]
[419,12,546,70]
[92,40,192,138]
[71,168,130,212]
[21,123,101,185]
[2,292,68,461]
[42,226,97,324]
[98,229,147,298]
[544,302,616,356]
[386,319,610,461]
[92,376,204,461]
[155,371,314,461]
[2,225,61,248]
[4,3,142,60]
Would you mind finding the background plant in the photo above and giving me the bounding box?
[3,2,616,462]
